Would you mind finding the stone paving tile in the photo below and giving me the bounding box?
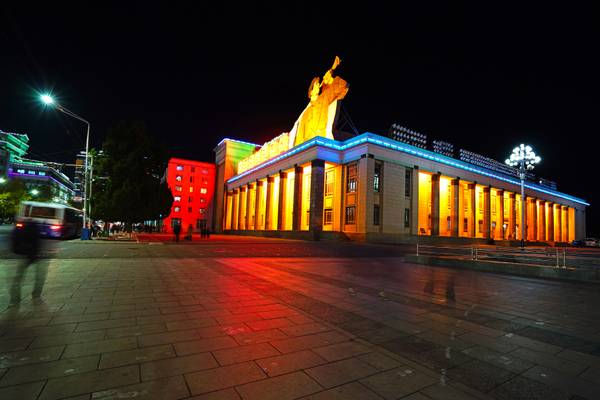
[523,365,600,399]
[246,317,294,331]
[139,329,201,347]
[50,312,108,325]
[359,366,438,400]
[458,332,519,354]
[39,365,139,400]
[0,345,64,368]
[312,341,372,362]
[0,337,33,352]
[213,342,279,365]
[461,345,534,374]
[557,349,600,369]
[256,349,327,377]
[141,352,218,380]
[305,357,379,388]
[357,352,402,371]
[185,360,266,395]
[490,375,570,400]
[419,382,482,400]
[63,337,137,358]
[29,330,106,348]
[99,344,175,369]
[0,354,99,387]
[231,328,287,345]
[197,324,249,338]
[417,330,473,351]
[174,336,239,356]
[109,308,161,319]
[447,359,515,393]
[2,322,77,338]
[0,380,45,400]
[215,313,263,325]
[166,318,218,331]
[280,322,331,337]
[75,317,136,332]
[236,371,322,400]
[188,388,241,399]
[510,347,587,375]
[500,333,563,354]
[105,323,167,339]
[136,313,191,325]
[580,366,600,385]
[357,327,408,344]
[91,375,190,400]
[270,331,348,354]
[299,381,383,400]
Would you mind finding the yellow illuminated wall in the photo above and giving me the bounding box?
[553,204,560,241]
[248,185,256,229]
[459,181,472,237]
[258,178,267,230]
[491,188,503,239]
[418,172,432,235]
[239,189,247,230]
[269,176,280,230]
[561,206,568,242]
[475,185,484,238]
[323,163,339,232]
[439,176,453,236]
[225,194,233,230]
[503,193,511,240]
[301,165,312,231]
[527,198,535,241]
[515,194,522,240]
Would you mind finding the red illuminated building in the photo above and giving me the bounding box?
[163,158,216,233]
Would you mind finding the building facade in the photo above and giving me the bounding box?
[214,133,588,243]
[163,158,216,233]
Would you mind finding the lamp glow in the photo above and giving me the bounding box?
[30,189,39,196]
[40,94,54,105]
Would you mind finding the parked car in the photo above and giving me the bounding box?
[584,238,600,247]
[571,239,584,247]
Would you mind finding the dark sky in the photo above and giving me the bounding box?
[2,3,599,234]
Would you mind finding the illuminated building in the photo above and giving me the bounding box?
[213,59,588,243]
[163,158,216,233]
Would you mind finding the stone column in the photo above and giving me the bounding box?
[277,171,287,230]
[451,178,460,237]
[410,167,419,236]
[254,180,262,230]
[292,165,303,231]
[538,200,545,241]
[483,186,491,239]
[264,177,274,230]
[509,193,516,240]
[238,186,246,230]
[246,184,253,230]
[430,174,440,236]
[309,159,325,240]
[547,203,554,241]
[556,205,562,242]
[469,183,477,237]
[226,191,234,230]
[564,206,570,242]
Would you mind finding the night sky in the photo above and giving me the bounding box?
[2,4,599,234]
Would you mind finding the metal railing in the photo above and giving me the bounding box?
[415,243,600,270]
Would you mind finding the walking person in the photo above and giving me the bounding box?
[186,224,193,241]
[173,223,181,243]
[9,221,48,305]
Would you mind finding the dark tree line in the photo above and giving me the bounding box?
[92,121,172,227]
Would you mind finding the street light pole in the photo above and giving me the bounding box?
[40,94,91,239]
[505,144,541,249]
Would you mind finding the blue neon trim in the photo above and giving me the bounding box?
[216,137,261,148]
[226,133,589,206]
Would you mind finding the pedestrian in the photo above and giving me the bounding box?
[186,224,193,241]
[10,221,48,305]
[206,228,210,239]
[173,223,181,243]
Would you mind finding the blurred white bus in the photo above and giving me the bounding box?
[15,201,83,239]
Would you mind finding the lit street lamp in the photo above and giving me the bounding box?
[40,93,91,240]
[30,189,39,196]
[0,177,6,184]
[505,144,541,248]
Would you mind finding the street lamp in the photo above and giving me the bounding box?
[40,93,91,240]
[0,177,6,185]
[30,189,39,196]
[505,144,541,248]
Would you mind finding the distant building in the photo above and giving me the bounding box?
[1,130,29,178]
[162,158,216,233]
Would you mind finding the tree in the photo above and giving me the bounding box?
[92,121,172,227]
[0,179,31,220]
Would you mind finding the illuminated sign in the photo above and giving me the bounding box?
[236,57,348,174]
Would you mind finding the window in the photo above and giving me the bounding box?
[478,192,483,214]
[38,171,46,176]
[202,178,208,185]
[492,194,497,213]
[189,186,194,193]
[28,170,36,175]
[200,187,207,194]
[324,209,333,225]
[191,167,195,173]
[176,165,183,171]
[190,176,194,183]
[478,219,483,233]
[374,163,381,192]
[17,169,25,174]
[325,170,334,196]
[345,206,356,224]
[463,218,468,232]
[201,169,208,174]
[373,205,380,225]
[346,164,357,193]
[199,208,206,214]
[174,206,180,212]
[188,207,192,213]
[200,198,206,203]
[404,208,410,228]
[405,169,412,197]
[464,188,470,212]
[188,196,193,203]
[174,196,181,202]
[175,186,182,192]
[176,175,182,181]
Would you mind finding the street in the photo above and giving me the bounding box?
[0,235,599,400]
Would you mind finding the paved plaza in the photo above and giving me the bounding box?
[0,235,599,400]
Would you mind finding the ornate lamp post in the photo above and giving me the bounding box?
[505,144,541,248]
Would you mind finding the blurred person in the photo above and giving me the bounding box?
[173,222,181,243]
[9,221,48,305]
[186,224,193,241]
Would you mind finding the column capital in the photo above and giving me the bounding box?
[240,186,247,192]
[279,171,287,179]
[311,159,325,168]
[431,173,440,182]
[295,165,303,174]
[451,178,460,185]
[483,186,490,193]
[468,183,476,189]
[508,193,515,199]
[233,188,239,194]
[538,199,545,205]
[267,176,275,183]
[497,190,504,196]
[255,180,263,187]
